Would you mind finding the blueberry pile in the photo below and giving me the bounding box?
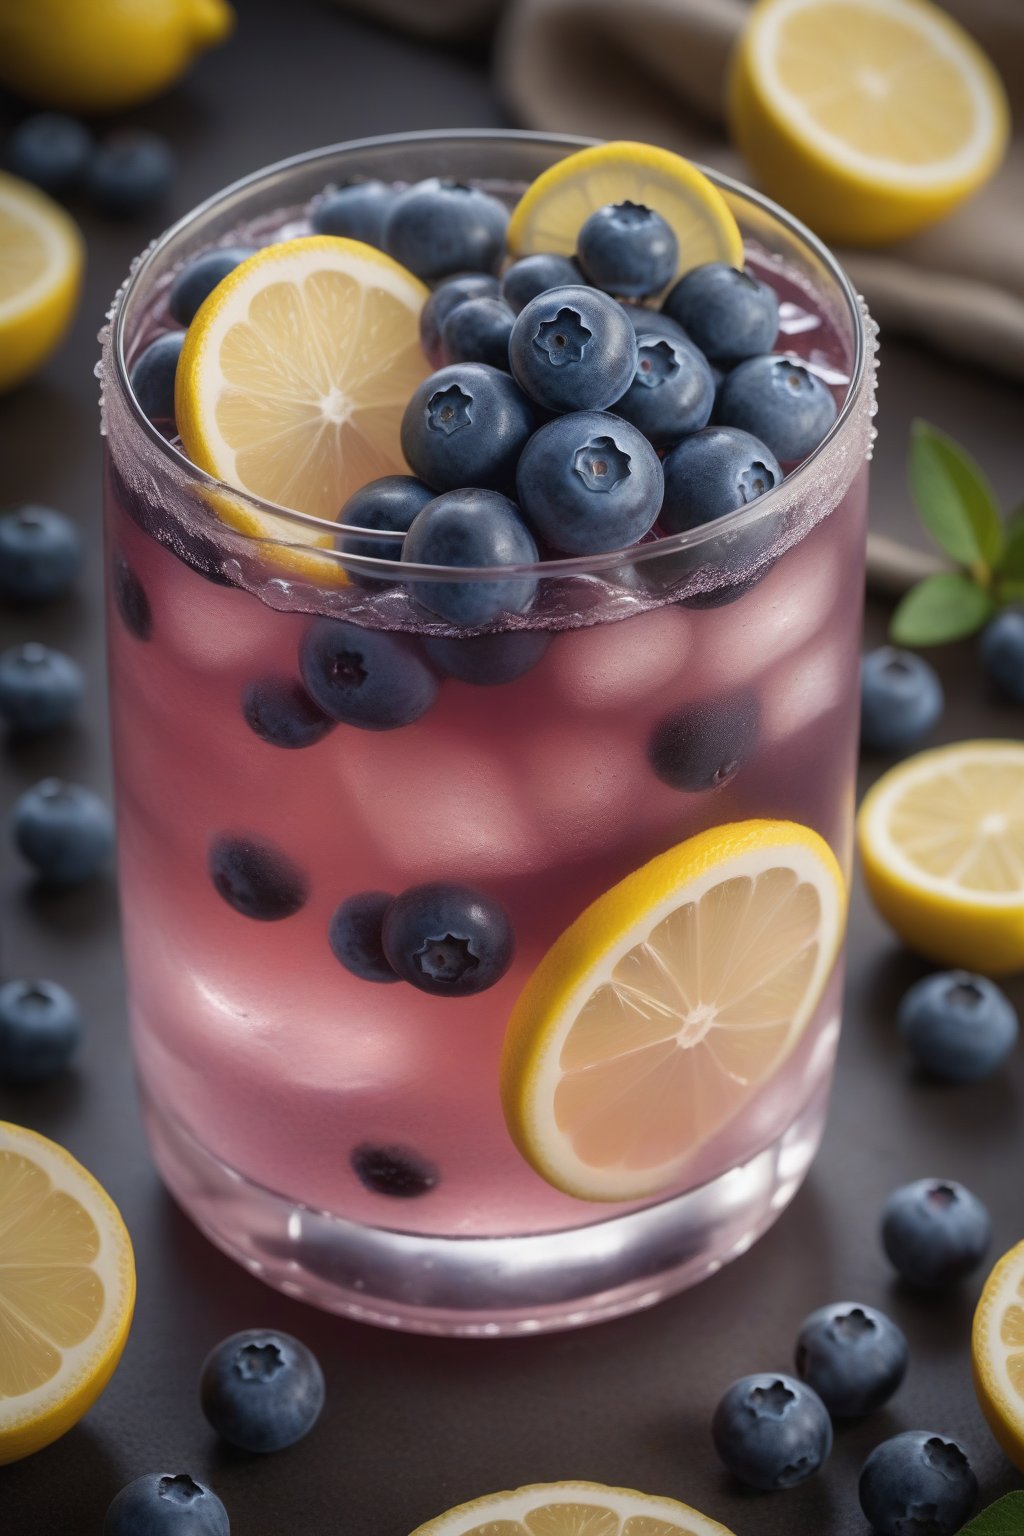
[5,112,174,217]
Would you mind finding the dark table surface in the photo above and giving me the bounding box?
[2,3,1022,1533]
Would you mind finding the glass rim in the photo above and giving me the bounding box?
[110,127,869,585]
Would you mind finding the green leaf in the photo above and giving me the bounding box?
[998,518,1024,580]
[997,577,1024,605]
[909,419,1004,572]
[891,572,996,645]
[956,1493,1024,1536]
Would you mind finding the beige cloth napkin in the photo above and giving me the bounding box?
[337,0,1024,380]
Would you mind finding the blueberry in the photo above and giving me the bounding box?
[423,629,551,686]
[104,1473,230,1536]
[881,1178,991,1290]
[441,296,515,370]
[0,979,81,1084]
[419,273,500,361]
[129,333,183,425]
[612,332,715,446]
[717,354,838,462]
[0,643,83,734]
[712,1373,832,1491]
[300,618,438,729]
[898,971,1018,1083]
[500,253,582,313]
[401,488,538,626]
[861,648,946,754]
[385,178,508,281]
[648,692,759,792]
[113,553,153,640]
[795,1303,908,1418]
[621,303,691,348]
[980,607,1024,702]
[577,201,678,298]
[241,677,334,749]
[310,179,398,246]
[508,286,637,413]
[400,363,536,496]
[12,779,113,886]
[328,892,398,983]
[352,1144,439,1198]
[859,1432,977,1536]
[6,113,92,192]
[87,130,174,217]
[200,1329,325,1454]
[168,246,255,327]
[208,835,308,921]
[516,411,663,557]
[0,504,81,601]
[382,881,515,996]
[662,263,779,363]
[337,474,435,582]
[661,426,782,534]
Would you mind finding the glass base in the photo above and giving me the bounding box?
[141,1083,830,1337]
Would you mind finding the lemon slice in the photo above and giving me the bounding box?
[501,820,845,1202]
[409,1480,736,1536]
[175,235,430,582]
[507,142,743,283]
[0,171,83,393]
[729,0,1010,245]
[0,1122,135,1464]
[973,1240,1024,1473]
[858,740,1024,976]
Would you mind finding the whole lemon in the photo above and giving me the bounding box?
[0,0,235,115]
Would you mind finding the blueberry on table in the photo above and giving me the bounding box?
[424,629,551,686]
[509,285,638,413]
[612,332,715,446]
[382,881,515,996]
[576,201,678,298]
[12,779,113,887]
[0,643,83,735]
[5,112,92,193]
[337,474,435,582]
[384,178,509,281]
[859,1432,977,1536]
[103,1473,230,1536]
[897,971,1018,1083]
[712,1373,832,1490]
[401,363,536,496]
[441,295,515,370]
[0,979,81,1084]
[402,488,539,627]
[516,411,663,556]
[352,1143,439,1198]
[861,648,944,754]
[200,1330,325,1453]
[241,677,334,750]
[648,693,759,792]
[87,129,174,217]
[661,425,782,534]
[662,262,779,363]
[300,618,437,729]
[208,835,308,921]
[0,504,81,602]
[500,252,582,313]
[129,332,184,425]
[328,892,399,983]
[980,607,1024,702]
[310,178,398,246]
[717,354,838,462]
[795,1303,908,1417]
[112,554,153,641]
[168,246,256,326]
[881,1178,991,1289]
[419,272,500,360]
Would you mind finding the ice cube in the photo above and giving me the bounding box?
[551,604,694,711]
[763,635,851,744]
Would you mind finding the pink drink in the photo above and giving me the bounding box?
[101,133,876,1334]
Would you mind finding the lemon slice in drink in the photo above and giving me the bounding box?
[501,821,845,1202]
[409,1480,737,1536]
[0,171,83,393]
[973,1240,1024,1474]
[175,236,430,581]
[729,0,1010,245]
[507,142,743,281]
[0,1122,135,1465]
[858,740,1024,976]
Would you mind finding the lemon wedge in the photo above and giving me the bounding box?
[409,1481,736,1536]
[858,740,1024,976]
[0,171,83,394]
[501,820,845,1202]
[175,235,430,582]
[729,0,1010,245]
[973,1240,1024,1474]
[0,1122,135,1465]
[507,141,743,282]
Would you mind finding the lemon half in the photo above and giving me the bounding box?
[973,1240,1024,1473]
[0,171,83,394]
[409,1480,736,1536]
